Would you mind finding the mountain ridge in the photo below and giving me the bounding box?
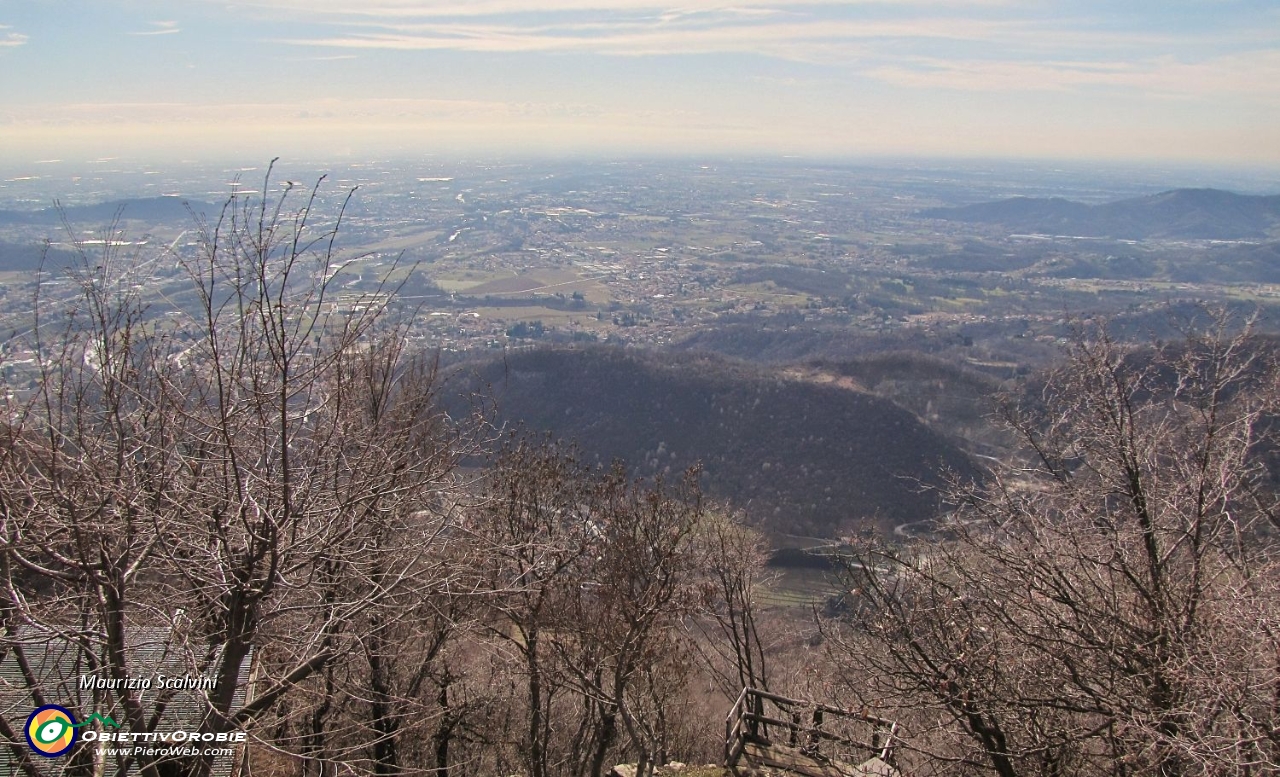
[0,196,218,226]
[923,187,1280,240]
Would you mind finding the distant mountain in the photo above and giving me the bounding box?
[448,346,980,536]
[923,188,1280,240]
[0,196,216,226]
[0,241,80,273]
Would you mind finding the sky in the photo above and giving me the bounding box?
[1,0,1278,167]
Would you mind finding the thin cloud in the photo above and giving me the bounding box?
[225,0,1016,18]
[4,97,534,125]
[280,16,1023,61]
[269,4,1245,68]
[868,50,1280,102]
[277,54,359,61]
[1,31,28,47]
[130,20,181,36]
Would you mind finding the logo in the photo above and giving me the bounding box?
[25,705,78,758]
[23,708,122,758]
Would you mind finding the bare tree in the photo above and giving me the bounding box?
[469,437,599,777]
[468,439,708,777]
[0,165,475,777]
[691,511,773,698]
[828,318,1280,777]
[548,465,704,777]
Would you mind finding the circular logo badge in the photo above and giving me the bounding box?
[25,705,78,758]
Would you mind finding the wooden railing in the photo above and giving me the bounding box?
[725,687,897,770]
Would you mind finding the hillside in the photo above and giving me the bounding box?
[0,241,80,272]
[923,188,1280,240]
[449,346,980,535]
[803,352,1011,457]
[0,196,217,226]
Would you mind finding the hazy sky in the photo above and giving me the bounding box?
[1,0,1278,166]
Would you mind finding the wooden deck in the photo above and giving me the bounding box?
[725,688,899,777]
[736,741,896,777]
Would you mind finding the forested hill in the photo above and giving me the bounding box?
[449,346,980,536]
[923,188,1280,239]
[0,196,217,226]
[0,241,80,272]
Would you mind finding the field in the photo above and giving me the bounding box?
[759,567,840,609]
